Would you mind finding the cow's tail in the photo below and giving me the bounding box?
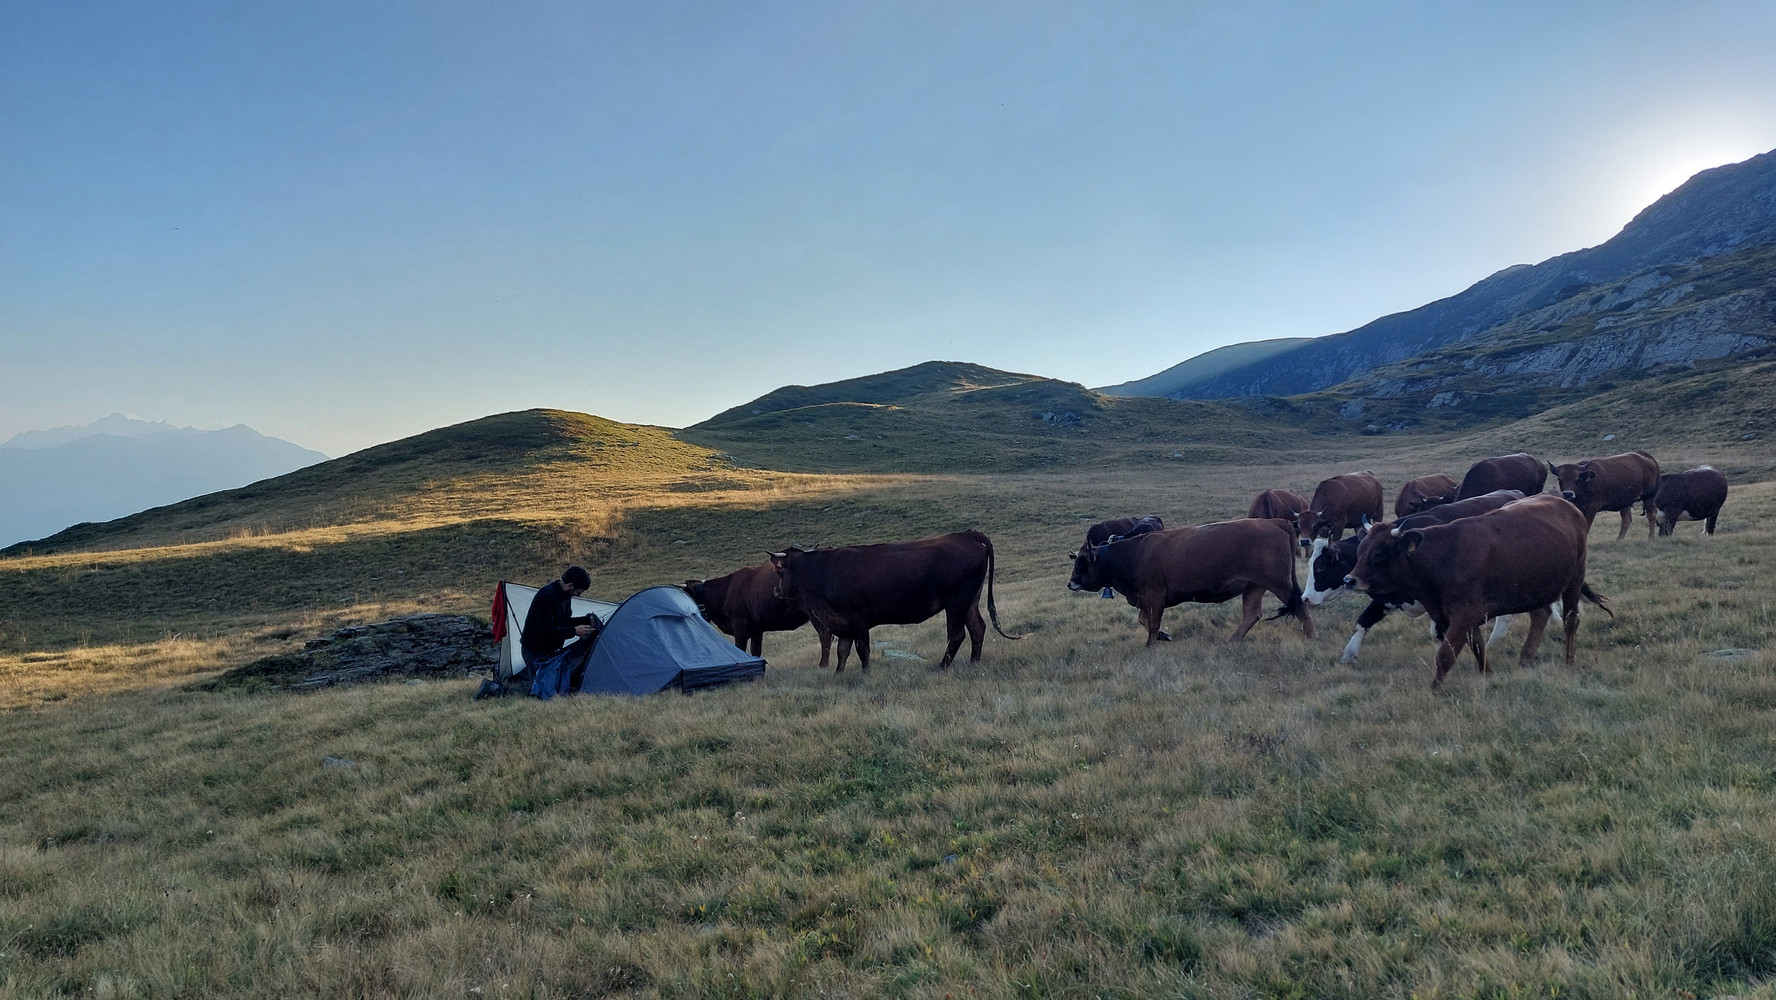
[1266,526,1309,622]
[972,530,1022,640]
[1580,582,1614,618]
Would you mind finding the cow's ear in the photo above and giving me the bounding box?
[1067,550,1078,561]
[1401,529,1425,555]
[1579,469,1596,484]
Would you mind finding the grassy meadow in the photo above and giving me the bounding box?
[4,374,1776,998]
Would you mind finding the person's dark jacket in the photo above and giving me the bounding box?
[521,581,594,665]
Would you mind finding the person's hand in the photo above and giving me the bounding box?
[574,624,595,637]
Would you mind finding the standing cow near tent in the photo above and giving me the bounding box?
[682,564,834,664]
[768,530,1019,673]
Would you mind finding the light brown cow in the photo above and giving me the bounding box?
[1394,473,1459,518]
[1547,451,1660,540]
[682,564,834,663]
[1297,473,1385,545]
[1247,489,1309,521]
[1068,519,1314,644]
[1345,493,1609,689]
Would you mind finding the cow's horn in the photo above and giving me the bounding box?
[1389,525,1402,537]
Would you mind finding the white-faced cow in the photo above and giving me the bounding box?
[1300,490,1523,663]
[1547,451,1660,540]
[682,564,834,664]
[1456,453,1547,500]
[1247,489,1309,521]
[1068,519,1314,644]
[1345,493,1609,689]
[768,530,1018,673]
[1650,466,1728,536]
[1297,473,1385,546]
[1394,474,1459,518]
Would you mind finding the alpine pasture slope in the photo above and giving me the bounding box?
[4,366,1776,998]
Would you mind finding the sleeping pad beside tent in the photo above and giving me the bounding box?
[492,582,765,696]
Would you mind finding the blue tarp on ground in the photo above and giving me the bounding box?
[579,586,766,695]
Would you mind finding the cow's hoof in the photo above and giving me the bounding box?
[1155,630,1173,641]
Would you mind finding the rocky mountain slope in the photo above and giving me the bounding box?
[1127,148,1776,401]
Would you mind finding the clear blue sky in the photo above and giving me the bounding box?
[4,1,1774,456]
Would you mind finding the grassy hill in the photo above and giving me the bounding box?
[9,376,1776,996]
[1094,337,1314,398]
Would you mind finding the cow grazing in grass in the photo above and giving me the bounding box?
[1068,519,1314,644]
[1083,515,1164,548]
[1547,451,1660,540]
[1345,493,1609,689]
[682,564,834,664]
[1297,473,1385,545]
[1247,489,1309,521]
[1456,453,1547,500]
[1394,474,1459,518]
[768,530,1018,673]
[1300,489,1524,663]
[1650,466,1728,536]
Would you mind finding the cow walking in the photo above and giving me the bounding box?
[682,564,834,664]
[1547,451,1660,540]
[1068,519,1314,644]
[768,530,1018,672]
[1394,474,1458,518]
[1650,466,1728,536]
[1298,473,1385,544]
[1345,493,1609,689]
[1247,489,1309,521]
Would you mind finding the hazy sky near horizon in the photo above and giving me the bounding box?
[5,1,1775,456]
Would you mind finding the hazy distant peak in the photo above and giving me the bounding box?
[1,412,192,450]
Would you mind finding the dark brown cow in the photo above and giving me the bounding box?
[1247,489,1309,520]
[1547,451,1660,540]
[1456,453,1547,499]
[682,564,834,663]
[768,530,1017,672]
[1650,466,1728,536]
[1084,515,1164,547]
[1297,473,1385,545]
[1345,493,1609,689]
[1394,474,1459,518]
[1068,519,1314,644]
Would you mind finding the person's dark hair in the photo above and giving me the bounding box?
[562,566,591,590]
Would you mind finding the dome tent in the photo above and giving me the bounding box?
[579,585,766,695]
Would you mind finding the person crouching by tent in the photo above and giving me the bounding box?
[523,565,602,699]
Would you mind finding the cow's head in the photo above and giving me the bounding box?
[1296,508,1336,547]
[1067,542,1110,592]
[1303,525,1367,605]
[1405,490,1457,515]
[1549,461,1583,495]
[767,548,806,600]
[1345,524,1423,595]
[680,579,707,607]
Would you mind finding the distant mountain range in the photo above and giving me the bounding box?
[1105,147,1776,404]
[0,415,327,549]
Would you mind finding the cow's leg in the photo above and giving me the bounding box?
[1706,511,1719,535]
[1432,632,1464,690]
[1519,606,1552,665]
[1341,601,1389,664]
[1468,624,1489,674]
[1229,586,1265,640]
[747,633,763,657]
[1616,508,1633,541]
[813,623,834,670]
[1143,604,1169,645]
[834,636,852,673]
[1485,616,1511,646]
[1562,593,1581,666]
[939,610,967,670]
[1432,610,1482,689]
[1341,627,1368,664]
[855,630,872,671]
[967,605,986,663]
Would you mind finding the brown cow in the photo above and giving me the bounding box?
[1084,515,1164,547]
[1345,493,1609,689]
[1068,519,1314,644]
[1248,489,1309,520]
[1547,451,1660,540]
[1297,473,1385,545]
[1394,474,1458,518]
[682,565,834,663]
[1456,453,1547,499]
[768,530,1017,672]
[1650,466,1728,536]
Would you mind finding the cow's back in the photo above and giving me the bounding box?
[1415,495,1589,614]
[1248,489,1308,520]
[1127,520,1296,603]
[1457,453,1547,499]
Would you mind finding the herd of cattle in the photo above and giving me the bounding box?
[680,451,1730,689]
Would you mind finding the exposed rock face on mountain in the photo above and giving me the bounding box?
[1152,148,1776,401]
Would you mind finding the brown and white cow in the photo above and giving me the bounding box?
[1394,474,1459,518]
[1650,466,1728,536]
[1547,451,1660,540]
[1068,519,1314,644]
[1297,473,1385,545]
[1248,489,1309,521]
[682,564,834,664]
[1456,453,1547,499]
[1345,493,1609,689]
[1084,515,1165,548]
[768,530,1018,673]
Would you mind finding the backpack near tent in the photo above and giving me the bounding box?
[490,582,765,696]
